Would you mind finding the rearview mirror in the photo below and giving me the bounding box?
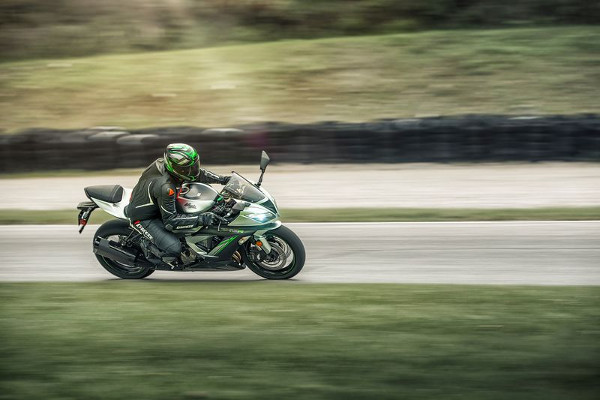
[260,151,270,171]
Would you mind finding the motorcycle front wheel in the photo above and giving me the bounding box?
[94,220,154,279]
[244,225,306,280]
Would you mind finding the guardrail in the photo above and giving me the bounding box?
[1,115,598,172]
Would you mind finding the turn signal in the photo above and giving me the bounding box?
[256,240,263,247]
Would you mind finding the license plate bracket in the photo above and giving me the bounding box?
[77,202,98,233]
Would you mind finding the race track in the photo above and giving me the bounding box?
[2,163,600,210]
[1,222,598,285]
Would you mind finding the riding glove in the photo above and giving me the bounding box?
[199,212,220,226]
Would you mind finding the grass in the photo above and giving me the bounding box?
[1,26,599,133]
[0,207,598,225]
[0,283,598,399]
[281,207,600,222]
[2,0,595,61]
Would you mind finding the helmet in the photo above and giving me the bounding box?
[163,143,200,181]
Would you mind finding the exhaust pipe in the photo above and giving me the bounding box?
[93,237,153,269]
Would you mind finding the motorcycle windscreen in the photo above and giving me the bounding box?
[221,173,266,203]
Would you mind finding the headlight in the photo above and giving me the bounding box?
[247,211,274,222]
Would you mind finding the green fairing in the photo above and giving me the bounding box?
[211,236,238,255]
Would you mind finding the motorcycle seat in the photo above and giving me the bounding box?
[85,185,124,203]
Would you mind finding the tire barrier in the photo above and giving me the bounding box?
[1,115,598,172]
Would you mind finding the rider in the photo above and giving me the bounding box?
[126,143,230,263]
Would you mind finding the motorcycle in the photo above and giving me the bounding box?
[77,151,305,280]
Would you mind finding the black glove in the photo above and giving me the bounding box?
[199,212,220,226]
[220,175,231,185]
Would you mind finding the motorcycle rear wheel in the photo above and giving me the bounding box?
[244,225,305,280]
[94,220,154,279]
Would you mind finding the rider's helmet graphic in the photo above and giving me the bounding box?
[164,143,201,181]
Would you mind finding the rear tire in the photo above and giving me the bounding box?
[94,220,154,279]
[244,225,305,280]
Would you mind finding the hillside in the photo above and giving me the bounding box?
[1,0,597,60]
[1,27,598,133]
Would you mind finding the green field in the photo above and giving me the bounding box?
[1,283,598,399]
[3,0,596,60]
[0,206,599,225]
[1,26,599,133]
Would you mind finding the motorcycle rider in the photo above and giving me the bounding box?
[126,143,230,264]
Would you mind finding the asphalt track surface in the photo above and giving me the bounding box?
[1,222,598,285]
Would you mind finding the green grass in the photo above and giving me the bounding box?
[0,283,598,399]
[0,207,598,225]
[1,26,599,133]
[3,0,596,60]
[281,207,600,222]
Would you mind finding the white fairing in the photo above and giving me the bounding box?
[229,203,279,227]
[258,186,278,210]
[90,188,132,219]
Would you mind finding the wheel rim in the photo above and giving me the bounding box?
[248,235,295,273]
[101,233,146,274]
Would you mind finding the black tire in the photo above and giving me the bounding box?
[93,219,154,279]
[244,225,305,280]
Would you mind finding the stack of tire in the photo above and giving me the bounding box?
[0,114,598,172]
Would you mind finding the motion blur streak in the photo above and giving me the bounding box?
[2,0,598,60]
[1,222,598,285]
[1,163,599,210]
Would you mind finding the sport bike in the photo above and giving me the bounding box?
[77,151,305,280]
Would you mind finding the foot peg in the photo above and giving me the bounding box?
[161,256,179,270]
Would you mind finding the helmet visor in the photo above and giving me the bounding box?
[172,154,200,180]
[184,160,200,180]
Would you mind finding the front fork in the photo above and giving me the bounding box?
[251,223,281,254]
[253,234,272,254]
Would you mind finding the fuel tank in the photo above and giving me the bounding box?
[176,183,219,213]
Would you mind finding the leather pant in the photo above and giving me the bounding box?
[134,219,182,257]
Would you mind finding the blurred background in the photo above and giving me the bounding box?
[0,0,598,210]
[1,2,599,400]
[1,0,599,132]
[2,0,599,59]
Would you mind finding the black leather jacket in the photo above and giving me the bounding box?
[127,159,228,231]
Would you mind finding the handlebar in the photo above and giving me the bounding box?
[209,198,249,227]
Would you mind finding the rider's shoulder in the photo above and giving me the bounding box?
[154,158,166,173]
[152,175,177,197]
[157,172,176,187]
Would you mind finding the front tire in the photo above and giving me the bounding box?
[244,225,305,280]
[93,220,154,279]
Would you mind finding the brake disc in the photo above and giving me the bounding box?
[252,238,293,271]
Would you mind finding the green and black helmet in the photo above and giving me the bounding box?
[163,143,201,181]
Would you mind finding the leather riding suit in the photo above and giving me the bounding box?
[127,158,229,257]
